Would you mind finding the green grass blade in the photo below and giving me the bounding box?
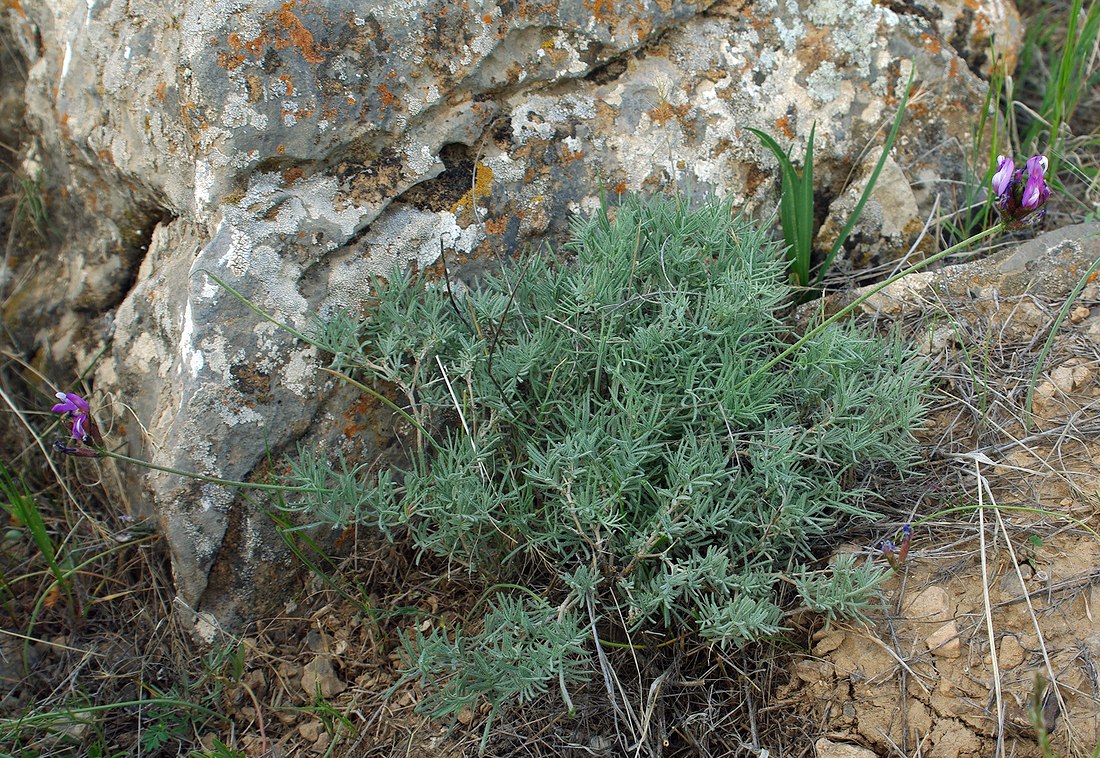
[743,127,805,280]
[0,463,63,587]
[798,123,816,287]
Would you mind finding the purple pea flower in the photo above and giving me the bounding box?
[50,391,102,448]
[992,153,1052,229]
[991,155,1014,197]
[52,392,89,439]
[1021,155,1051,210]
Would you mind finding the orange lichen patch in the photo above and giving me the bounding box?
[907,99,931,119]
[271,0,326,64]
[558,145,584,164]
[276,143,286,155]
[611,181,628,195]
[377,84,396,108]
[482,13,493,23]
[1089,271,1099,283]
[231,30,268,57]
[278,75,295,96]
[794,27,829,70]
[154,81,167,103]
[647,101,689,127]
[774,114,795,140]
[218,51,247,71]
[585,0,616,23]
[948,57,960,80]
[484,216,508,235]
[631,15,654,41]
[179,101,195,137]
[282,166,305,184]
[743,163,770,197]
[217,0,328,70]
[2,0,24,16]
[450,161,495,217]
[921,32,941,55]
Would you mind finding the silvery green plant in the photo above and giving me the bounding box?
[290,193,931,735]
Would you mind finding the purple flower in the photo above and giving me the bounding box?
[51,392,88,416]
[1021,155,1051,210]
[992,153,1052,229]
[897,524,912,563]
[991,155,1014,196]
[881,540,900,572]
[881,524,913,573]
[50,391,101,447]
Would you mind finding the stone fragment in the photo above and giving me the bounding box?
[241,669,267,697]
[1049,361,1092,393]
[792,659,834,685]
[814,737,878,758]
[904,586,952,625]
[926,620,961,658]
[998,635,1026,670]
[298,720,322,742]
[300,655,346,699]
[812,630,846,656]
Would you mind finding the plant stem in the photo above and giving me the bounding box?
[745,223,1006,384]
[98,449,319,493]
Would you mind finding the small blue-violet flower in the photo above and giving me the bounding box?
[881,540,899,572]
[992,153,1051,229]
[881,524,913,573]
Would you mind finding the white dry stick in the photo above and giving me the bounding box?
[968,453,1069,743]
[975,456,1006,758]
[989,494,1073,745]
[436,356,488,481]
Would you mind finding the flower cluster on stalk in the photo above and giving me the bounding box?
[881,524,912,573]
[51,391,103,456]
[992,154,1051,229]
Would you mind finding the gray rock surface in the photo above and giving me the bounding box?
[852,223,1100,318]
[0,0,1024,633]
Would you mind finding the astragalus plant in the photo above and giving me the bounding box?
[293,193,930,732]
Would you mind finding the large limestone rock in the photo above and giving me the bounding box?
[0,0,1022,633]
